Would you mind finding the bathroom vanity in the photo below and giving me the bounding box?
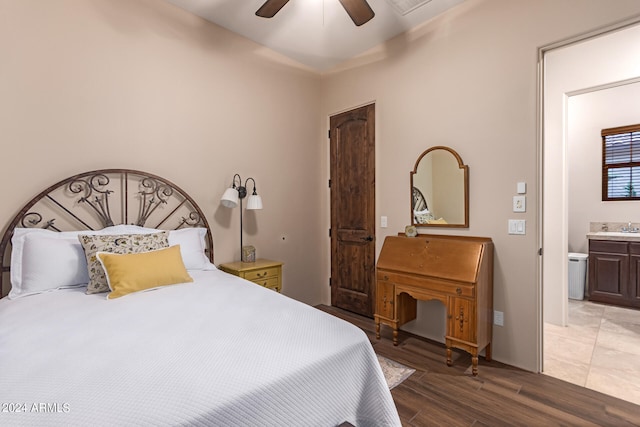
[587,228,640,308]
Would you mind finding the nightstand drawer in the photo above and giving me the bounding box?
[244,267,279,281]
[218,259,284,294]
[253,276,280,291]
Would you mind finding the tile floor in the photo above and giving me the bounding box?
[544,299,640,406]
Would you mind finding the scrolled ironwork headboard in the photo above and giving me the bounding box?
[0,169,214,296]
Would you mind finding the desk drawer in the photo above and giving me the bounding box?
[377,270,475,298]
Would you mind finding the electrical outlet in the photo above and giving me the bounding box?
[494,310,504,326]
[513,195,526,212]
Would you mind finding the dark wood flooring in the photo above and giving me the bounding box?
[316,304,640,427]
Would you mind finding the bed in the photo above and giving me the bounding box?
[0,169,400,426]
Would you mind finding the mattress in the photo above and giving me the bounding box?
[0,269,401,426]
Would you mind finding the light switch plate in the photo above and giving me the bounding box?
[381,216,388,228]
[517,182,526,194]
[508,219,526,235]
[513,195,526,212]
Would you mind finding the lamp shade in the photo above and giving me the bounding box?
[246,194,263,210]
[220,187,239,208]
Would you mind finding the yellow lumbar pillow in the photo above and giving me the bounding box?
[427,218,448,224]
[97,245,193,299]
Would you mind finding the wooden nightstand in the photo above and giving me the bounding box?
[219,259,283,293]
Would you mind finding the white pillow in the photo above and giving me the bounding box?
[169,228,215,270]
[9,226,132,299]
[100,225,215,271]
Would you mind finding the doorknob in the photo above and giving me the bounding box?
[362,236,373,242]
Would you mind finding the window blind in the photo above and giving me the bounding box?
[602,124,640,200]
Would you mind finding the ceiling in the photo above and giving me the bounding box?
[164,0,466,72]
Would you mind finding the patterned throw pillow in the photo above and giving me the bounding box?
[78,232,169,294]
[414,212,434,224]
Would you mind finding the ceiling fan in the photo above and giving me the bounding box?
[256,0,375,27]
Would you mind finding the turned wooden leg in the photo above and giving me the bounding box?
[472,356,479,376]
[375,321,380,340]
[446,347,452,366]
[485,343,492,362]
[392,329,399,346]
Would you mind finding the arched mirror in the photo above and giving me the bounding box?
[410,146,469,228]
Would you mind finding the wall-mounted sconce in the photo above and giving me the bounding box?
[220,174,263,261]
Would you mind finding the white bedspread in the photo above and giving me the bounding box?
[0,270,400,426]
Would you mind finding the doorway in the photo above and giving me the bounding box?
[329,103,376,317]
[541,20,640,404]
[542,21,640,329]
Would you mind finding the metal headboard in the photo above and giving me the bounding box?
[0,169,214,296]
[412,186,428,212]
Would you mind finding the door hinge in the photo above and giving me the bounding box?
[329,277,332,287]
[328,179,331,188]
[329,228,332,237]
[538,247,543,256]
[328,129,331,138]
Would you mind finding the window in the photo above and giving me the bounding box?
[602,124,640,201]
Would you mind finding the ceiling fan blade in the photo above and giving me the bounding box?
[338,0,375,26]
[255,0,291,18]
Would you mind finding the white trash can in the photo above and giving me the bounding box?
[568,252,588,300]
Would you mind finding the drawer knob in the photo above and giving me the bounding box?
[456,287,462,295]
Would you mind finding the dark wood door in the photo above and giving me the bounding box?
[330,104,375,317]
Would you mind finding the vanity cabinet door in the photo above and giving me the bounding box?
[629,243,640,307]
[589,240,629,306]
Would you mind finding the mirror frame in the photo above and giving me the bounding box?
[410,146,469,228]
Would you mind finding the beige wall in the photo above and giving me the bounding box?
[0,0,324,303]
[320,0,640,371]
